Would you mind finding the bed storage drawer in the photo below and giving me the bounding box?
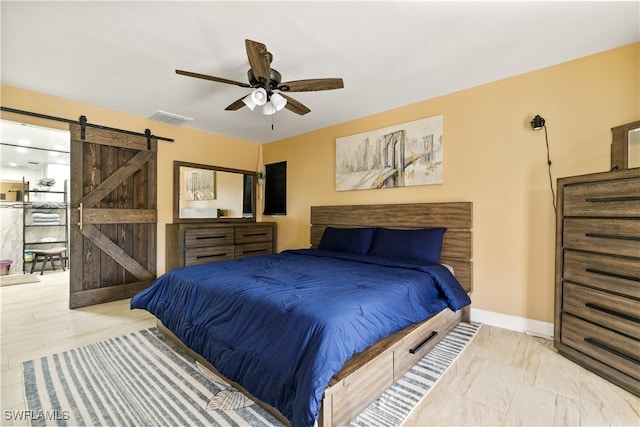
[393,307,459,379]
[329,351,394,426]
[561,314,639,381]
[323,308,464,426]
[563,218,640,257]
[563,176,640,217]
[185,227,234,248]
[562,282,640,340]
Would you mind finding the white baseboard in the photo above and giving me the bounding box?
[470,308,554,340]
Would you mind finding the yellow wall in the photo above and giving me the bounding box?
[2,44,637,323]
[0,85,260,273]
[262,43,639,323]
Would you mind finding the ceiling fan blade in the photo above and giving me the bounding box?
[245,39,271,84]
[280,94,311,115]
[225,97,247,111]
[278,78,344,92]
[176,69,250,88]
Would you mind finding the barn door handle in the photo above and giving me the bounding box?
[77,203,83,230]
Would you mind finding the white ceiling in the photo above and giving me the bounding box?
[1,1,638,144]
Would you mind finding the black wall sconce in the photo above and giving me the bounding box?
[530,114,556,213]
[530,115,545,130]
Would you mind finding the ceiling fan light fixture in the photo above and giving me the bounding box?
[242,88,268,111]
[242,93,257,111]
[251,88,267,106]
[262,101,277,115]
[270,92,287,112]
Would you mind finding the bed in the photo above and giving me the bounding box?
[131,202,473,427]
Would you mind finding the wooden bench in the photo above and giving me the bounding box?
[29,247,67,275]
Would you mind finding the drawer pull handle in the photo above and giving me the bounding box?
[196,235,226,240]
[585,233,640,242]
[243,249,267,254]
[585,196,640,203]
[585,268,640,282]
[196,253,228,259]
[585,303,640,323]
[242,233,268,237]
[409,331,438,354]
[584,337,640,364]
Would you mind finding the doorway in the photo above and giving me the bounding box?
[0,119,71,288]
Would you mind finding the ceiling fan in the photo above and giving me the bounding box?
[176,39,344,116]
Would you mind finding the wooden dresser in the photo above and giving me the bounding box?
[166,222,276,271]
[554,168,639,397]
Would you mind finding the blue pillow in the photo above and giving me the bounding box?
[368,227,446,263]
[318,227,376,255]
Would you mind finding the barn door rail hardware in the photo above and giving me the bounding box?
[1,106,174,143]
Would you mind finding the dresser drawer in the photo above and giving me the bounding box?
[564,250,640,298]
[562,314,639,381]
[563,176,640,217]
[563,218,640,257]
[563,282,639,339]
[235,242,273,259]
[185,246,234,266]
[185,227,234,248]
[235,225,274,244]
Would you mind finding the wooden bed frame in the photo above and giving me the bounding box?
[159,202,473,426]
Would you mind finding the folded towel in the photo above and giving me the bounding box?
[31,201,62,209]
[32,213,60,219]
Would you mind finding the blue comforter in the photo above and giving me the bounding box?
[130,249,470,427]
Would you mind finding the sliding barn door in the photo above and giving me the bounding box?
[68,124,157,308]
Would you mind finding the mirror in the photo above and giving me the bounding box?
[611,120,640,170]
[173,161,256,222]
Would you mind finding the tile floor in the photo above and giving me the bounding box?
[1,271,638,426]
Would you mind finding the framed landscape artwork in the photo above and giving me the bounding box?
[336,115,443,191]
[184,168,216,201]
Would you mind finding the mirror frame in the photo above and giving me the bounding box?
[610,120,640,170]
[173,161,257,223]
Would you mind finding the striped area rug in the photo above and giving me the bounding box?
[23,322,480,427]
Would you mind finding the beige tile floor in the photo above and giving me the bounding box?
[1,270,638,426]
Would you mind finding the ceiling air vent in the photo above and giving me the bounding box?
[148,110,193,126]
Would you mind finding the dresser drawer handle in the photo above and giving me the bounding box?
[242,249,268,254]
[409,331,438,354]
[196,235,227,240]
[585,268,640,282]
[584,337,640,364]
[242,233,268,237]
[585,303,640,323]
[585,196,640,203]
[196,253,228,259]
[585,233,640,242]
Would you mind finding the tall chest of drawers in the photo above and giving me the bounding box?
[166,222,276,271]
[554,168,639,397]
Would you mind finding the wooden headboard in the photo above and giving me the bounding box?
[310,202,473,292]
